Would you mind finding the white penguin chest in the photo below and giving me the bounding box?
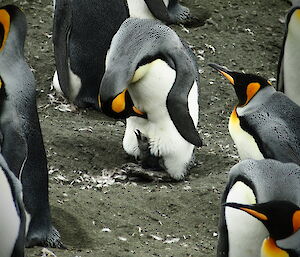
[225,181,269,257]
[229,108,264,160]
[127,0,169,19]
[0,169,20,257]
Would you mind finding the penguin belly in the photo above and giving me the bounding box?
[0,168,21,257]
[225,181,268,257]
[52,60,82,101]
[228,109,264,160]
[123,59,198,180]
[127,0,169,19]
[283,10,300,105]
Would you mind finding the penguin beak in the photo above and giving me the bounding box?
[225,202,268,221]
[99,69,146,119]
[208,63,235,85]
[0,8,10,51]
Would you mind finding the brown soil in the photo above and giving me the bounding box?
[2,0,291,256]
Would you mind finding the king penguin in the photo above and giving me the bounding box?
[218,159,300,257]
[52,0,192,109]
[0,153,26,257]
[0,5,62,247]
[277,1,300,105]
[209,63,300,165]
[99,18,202,180]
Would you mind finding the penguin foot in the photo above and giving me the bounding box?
[134,129,165,171]
[168,4,190,24]
[26,225,65,249]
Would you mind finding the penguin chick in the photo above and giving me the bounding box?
[99,18,202,180]
[209,63,300,165]
[277,2,300,105]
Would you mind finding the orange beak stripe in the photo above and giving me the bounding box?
[132,106,144,116]
[241,207,268,221]
[220,71,234,85]
[0,9,10,51]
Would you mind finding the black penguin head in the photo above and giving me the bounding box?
[0,5,27,54]
[209,63,272,106]
[225,201,300,240]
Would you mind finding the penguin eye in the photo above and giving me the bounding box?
[0,9,10,51]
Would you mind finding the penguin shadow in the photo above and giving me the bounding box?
[51,206,93,249]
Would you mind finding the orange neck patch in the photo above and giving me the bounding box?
[230,107,239,125]
[0,9,10,51]
[295,9,300,20]
[292,210,300,233]
[245,82,261,105]
[240,207,268,221]
[261,238,289,257]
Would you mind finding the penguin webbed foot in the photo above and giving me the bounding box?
[134,129,165,171]
[26,225,65,249]
[168,4,191,24]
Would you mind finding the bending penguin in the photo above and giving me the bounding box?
[0,5,62,247]
[218,159,300,257]
[52,0,192,109]
[209,64,300,165]
[277,0,300,105]
[99,18,202,180]
[0,154,26,257]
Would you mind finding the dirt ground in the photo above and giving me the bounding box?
[2,0,291,256]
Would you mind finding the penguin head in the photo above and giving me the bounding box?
[0,5,27,55]
[209,63,272,106]
[99,58,159,119]
[225,201,300,256]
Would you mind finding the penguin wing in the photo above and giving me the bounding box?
[143,0,171,23]
[53,0,72,98]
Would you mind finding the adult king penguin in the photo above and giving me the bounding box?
[0,154,26,257]
[218,159,300,257]
[209,64,300,165]
[53,0,192,109]
[0,5,62,247]
[277,1,300,105]
[99,18,202,180]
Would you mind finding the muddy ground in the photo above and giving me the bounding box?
[2,0,291,256]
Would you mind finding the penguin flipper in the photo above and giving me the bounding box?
[166,47,202,147]
[143,0,171,23]
[53,0,72,99]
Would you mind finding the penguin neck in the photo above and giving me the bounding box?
[261,237,289,257]
[236,86,276,117]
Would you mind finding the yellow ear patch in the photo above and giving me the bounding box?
[240,207,268,221]
[292,210,300,232]
[0,9,10,51]
[261,238,289,257]
[112,89,127,113]
[245,82,261,105]
[220,71,234,85]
